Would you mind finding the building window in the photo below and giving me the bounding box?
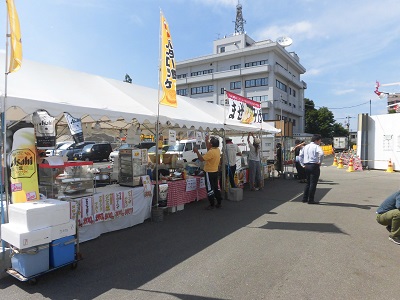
[245,59,268,68]
[190,69,213,77]
[230,81,241,90]
[221,88,225,94]
[293,120,296,126]
[293,90,296,97]
[177,89,187,96]
[220,46,225,53]
[230,64,241,70]
[177,74,187,79]
[245,77,268,88]
[191,85,214,95]
[249,95,268,102]
[276,80,287,92]
[262,113,269,121]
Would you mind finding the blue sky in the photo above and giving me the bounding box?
[1,0,400,132]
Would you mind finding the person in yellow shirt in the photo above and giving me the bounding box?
[194,135,222,210]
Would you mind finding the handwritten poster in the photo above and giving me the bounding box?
[186,178,197,192]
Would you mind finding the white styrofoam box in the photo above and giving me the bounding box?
[1,223,51,249]
[8,199,70,231]
[228,188,243,201]
[177,204,184,211]
[51,219,76,241]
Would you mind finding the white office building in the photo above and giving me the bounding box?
[176,32,307,134]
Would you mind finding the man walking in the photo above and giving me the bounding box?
[299,134,324,204]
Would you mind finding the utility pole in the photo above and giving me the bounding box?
[346,116,351,150]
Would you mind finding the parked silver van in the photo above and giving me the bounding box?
[165,139,207,162]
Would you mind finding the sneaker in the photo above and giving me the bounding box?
[389,236,400,245]
[205,205,214,210]
[308,201,319,205]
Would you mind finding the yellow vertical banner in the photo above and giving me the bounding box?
[9,128,39,203]
[6,0,23,73]
[160,13,177,107]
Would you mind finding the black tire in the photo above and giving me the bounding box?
[71,262,78,270]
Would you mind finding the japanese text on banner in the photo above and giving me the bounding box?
[225,91,262,125]
[160,13,177,107]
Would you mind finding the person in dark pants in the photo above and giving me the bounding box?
[275,143,283,177]
[299,134,324,204]
[194,135,222,210]
[292,140,306,183]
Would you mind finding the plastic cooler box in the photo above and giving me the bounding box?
[8,199,70,231]
[50,235,75,268]
[11,244,50,277]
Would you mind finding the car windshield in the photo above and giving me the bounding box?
[56,142,71,149]
[58,143,74,150]
[119,144,134,150]
[148,145,169,154]
[168,143,185,152]
[82,144,93,151]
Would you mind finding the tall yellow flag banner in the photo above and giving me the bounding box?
[6,0,22,73]
[160,14,177,107]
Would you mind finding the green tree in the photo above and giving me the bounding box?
[332,123,348,137]
[304,98,335,138]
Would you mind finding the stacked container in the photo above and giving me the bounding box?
[1,199,76,278]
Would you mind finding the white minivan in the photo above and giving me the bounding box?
[165,139,207,162]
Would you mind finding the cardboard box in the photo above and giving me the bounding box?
[11,244,49,277]
[8,199,70,231]
[50,235,75,268]
[50,219,76,241]
[1,223,51,249]
[228,188,243,201]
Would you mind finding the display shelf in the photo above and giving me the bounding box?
[38,161,94,199]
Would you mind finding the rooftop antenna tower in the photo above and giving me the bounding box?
[234,1,246,34]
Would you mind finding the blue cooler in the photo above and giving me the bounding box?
[11,244,50,277]
[50,235,75,268]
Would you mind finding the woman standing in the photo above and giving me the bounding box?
[247,132,262,191]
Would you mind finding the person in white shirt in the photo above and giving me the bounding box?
[224,137,242,188]
[247,132,262,191]
[299,134,324,204]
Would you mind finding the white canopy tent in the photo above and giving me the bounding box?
[0,54,279,136]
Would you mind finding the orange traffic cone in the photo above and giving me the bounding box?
[337,157,344,169]
[346,158,354,172]
[386,159,394,173]
[332,156,338,167]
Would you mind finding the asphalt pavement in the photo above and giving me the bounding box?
[1,156,400,300]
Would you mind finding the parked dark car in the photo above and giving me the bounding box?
[135,142,156,150]
[64,141,95,160]
[75,143,113,162]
